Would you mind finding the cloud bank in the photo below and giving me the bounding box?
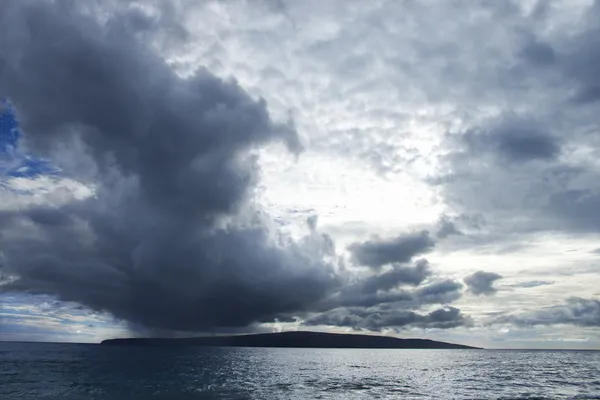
[0,0,340,331]
[0,0,468,335]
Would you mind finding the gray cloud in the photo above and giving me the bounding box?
[462,116,561,163]
[313,256,463,309]
[414,279,463,305]
[561,3,600,105]
[360,259,430,293]
[429,0,600,243]
[207,0,564,178]
[464,271,502,296]
[358,279,462,310]
[304,305,470,331]
[511,280,554,289]
[546,189,600,233]
[519,39,556,67]
[498,297,600,327]
[0,0,339,332]
[308,273,466,331]
[348,230,434,268]
[435,215,463,239]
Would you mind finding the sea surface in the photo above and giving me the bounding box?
[1,342,599,399]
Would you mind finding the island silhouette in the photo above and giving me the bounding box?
[101,331,480,349]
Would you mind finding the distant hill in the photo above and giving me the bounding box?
[100,331,480,349]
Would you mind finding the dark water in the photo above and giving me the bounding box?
[1,342,599,399]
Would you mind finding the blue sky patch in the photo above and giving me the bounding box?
[0,99,59,181]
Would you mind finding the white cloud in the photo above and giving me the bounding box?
[0,175,94,210]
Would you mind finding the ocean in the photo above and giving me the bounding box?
[1,342,599,399]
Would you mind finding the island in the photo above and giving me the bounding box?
[100,331,480,349]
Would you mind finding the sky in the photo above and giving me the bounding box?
[0,0,599,349]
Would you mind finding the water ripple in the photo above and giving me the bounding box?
[0,343,599,399]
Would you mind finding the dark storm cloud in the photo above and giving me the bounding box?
[498,297,600,327]
[0,0,340,332]
[464,271,502,296]
[348,230,434,268]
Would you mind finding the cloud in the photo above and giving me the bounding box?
[359,259,431,292]
[429,0,600,243]
[511,280,554,289]
[0,1,472,336]
[435,215,463,239]
[519,39,556,67]
[498,297,600,327]
[0,0,340,332]
[464,271,502,296]
[307,269,466,332]
[3,0,600,346]
[414,279,463,305]
[0,293,123,342]
[462,116,561,163]
[339,278,462,310]
[561,3,600,105]
[348,230,434,268]
[304,305,470,331]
